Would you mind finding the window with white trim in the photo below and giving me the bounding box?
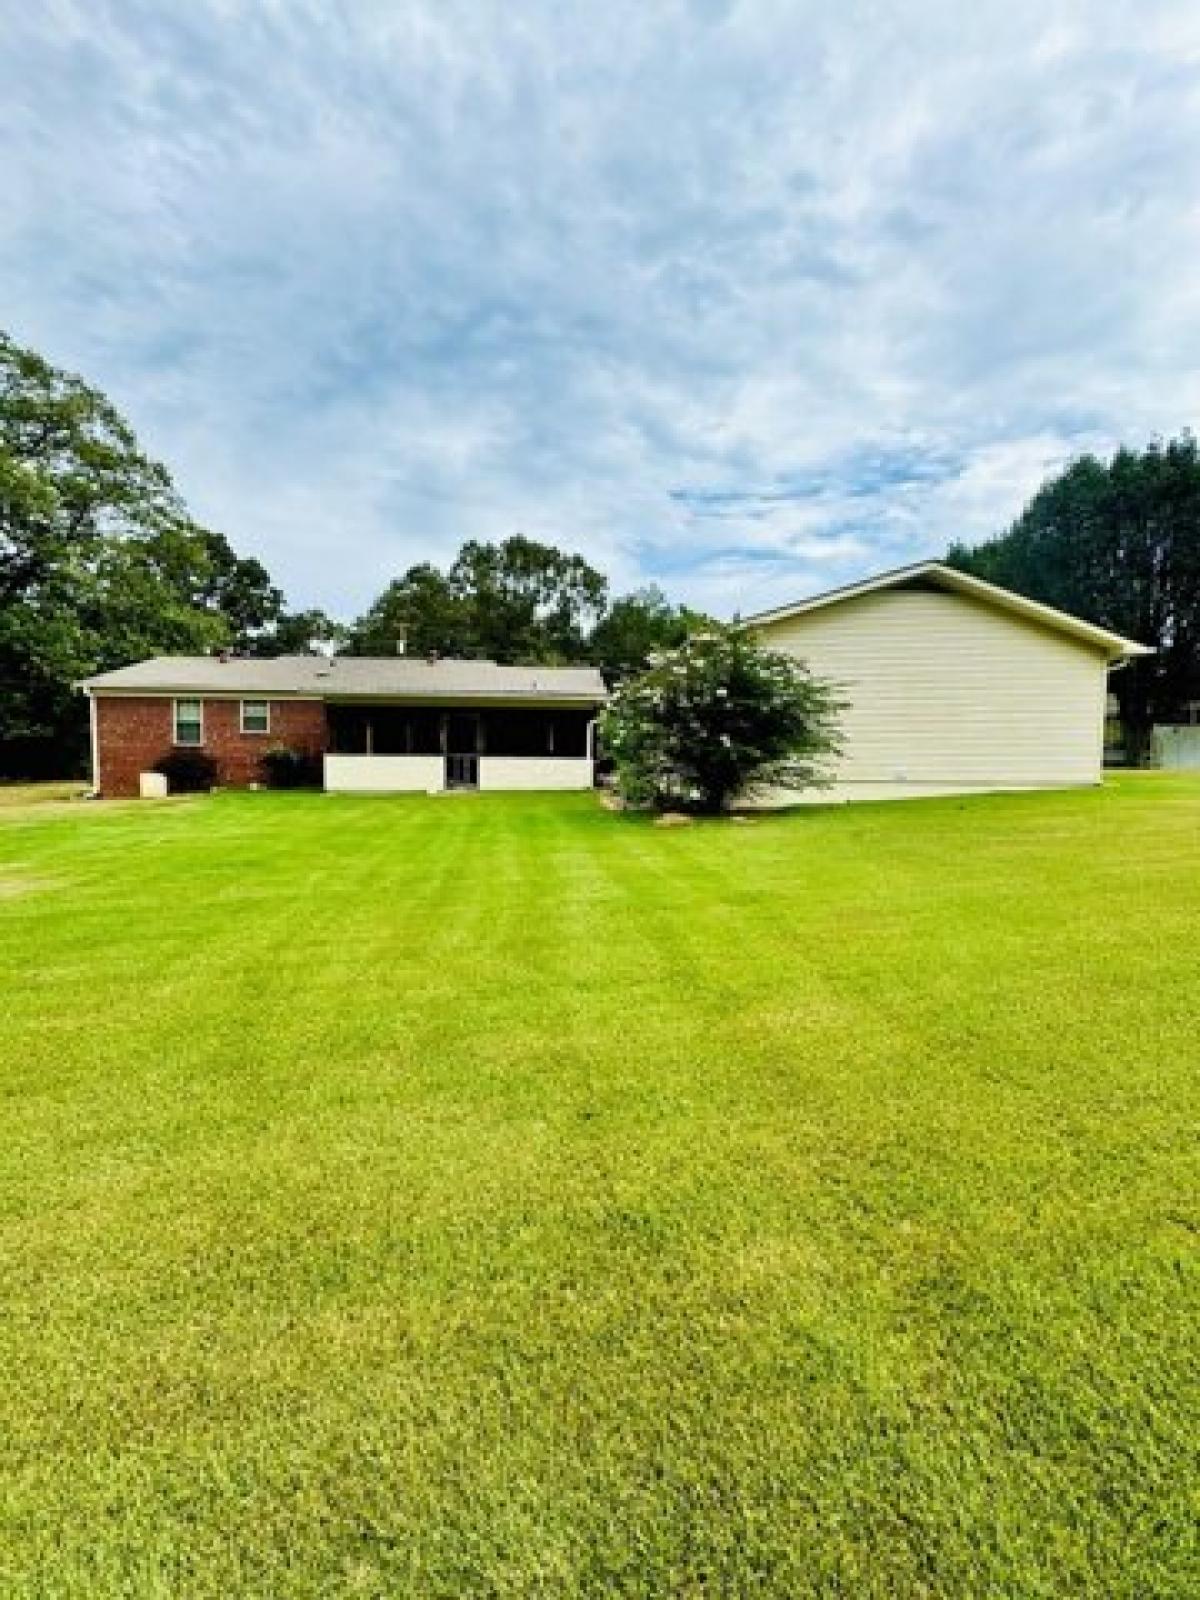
[174,698,203,746]
[240,699,271,735]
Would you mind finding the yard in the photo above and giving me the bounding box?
[1,777,1197,1597]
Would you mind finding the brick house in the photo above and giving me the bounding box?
[81,655,608,797]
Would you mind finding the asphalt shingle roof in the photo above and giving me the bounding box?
[81,655,607,701]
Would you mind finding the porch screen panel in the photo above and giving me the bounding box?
[404,708,443,754]
[328,706,443,754]
[482,708,591,756]
[328,705,369,753]
[482,709,547,756]
[370,708,443,754]
[550,711,591,757]
[370,709,409,754]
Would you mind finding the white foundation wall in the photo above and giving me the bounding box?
[323,754,594,792]
[324,755,444,792]
[478,757,593,790]
[750,586,1111,804]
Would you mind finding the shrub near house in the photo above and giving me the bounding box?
[602,626,843,813]
[152,750,218,794]
[260,746,323,789]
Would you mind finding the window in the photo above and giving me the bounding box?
[240,699,270,735]
[174,698,203,746]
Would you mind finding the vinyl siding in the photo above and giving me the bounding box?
[751,586,1110,799]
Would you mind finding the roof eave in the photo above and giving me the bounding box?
[80,681,608,702]
[321,690,607,705]
[741,560,1153,661]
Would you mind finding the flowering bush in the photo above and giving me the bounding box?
[601,626,842,813]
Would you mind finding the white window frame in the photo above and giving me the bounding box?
[173,697,204,747]
[240,699,271,736]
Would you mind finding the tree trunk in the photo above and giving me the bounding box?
[1115,660,1156,767]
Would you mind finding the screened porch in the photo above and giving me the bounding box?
[323,703,597,792]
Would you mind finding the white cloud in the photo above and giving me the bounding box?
[1,0,1198,619]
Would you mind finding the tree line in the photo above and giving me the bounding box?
[2,329,1197,776]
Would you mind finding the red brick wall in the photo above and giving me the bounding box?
[94,696,328,797]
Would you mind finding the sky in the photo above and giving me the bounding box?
[4,1,1200,621]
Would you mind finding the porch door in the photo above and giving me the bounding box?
[445,712,480,789]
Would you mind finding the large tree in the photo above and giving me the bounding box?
[588,584,696,681]
[346,536,609,664]
[451,535,608,663]
[0,332,284,775]
[191,531,283,652]
[344,562,472,659]
[948,436,1200,762]
[254,607,345,657]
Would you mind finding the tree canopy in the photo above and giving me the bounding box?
[0,331,337,774]
[343,536,609,664]
[587,585,697,682]
[948,435,1200,759]
[1,333,231,772]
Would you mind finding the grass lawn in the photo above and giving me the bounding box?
[0,780,89,815]
[1,777,1197,1597]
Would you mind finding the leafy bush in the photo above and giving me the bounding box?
[601,625,843,814]
[260,745,322,790]
[152,750,218,794]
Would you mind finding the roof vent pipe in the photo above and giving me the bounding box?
[395,628,407,657]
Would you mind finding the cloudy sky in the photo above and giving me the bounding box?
[4,1,1199,619]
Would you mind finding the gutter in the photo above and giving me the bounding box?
[85,688,100,796]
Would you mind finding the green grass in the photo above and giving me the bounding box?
[1,778,1197,1597]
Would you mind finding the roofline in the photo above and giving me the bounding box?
[740,560,1154,661]
[77,654,607,697]
[79,684,322,698]
[321,692,606,706]
[80,684,607,705]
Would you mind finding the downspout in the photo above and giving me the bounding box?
[87,690,100,797]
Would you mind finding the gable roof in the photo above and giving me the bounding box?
[740,561,1153,662]
[81,655,608,702]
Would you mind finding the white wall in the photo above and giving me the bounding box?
[324,755,443,792]
[478,757,593,790]
[323,754,594,792]
[752,586,1111,802]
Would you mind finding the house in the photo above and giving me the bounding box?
[741,561,1152,802]
[82,561,1151,805]
[80,655,607,797]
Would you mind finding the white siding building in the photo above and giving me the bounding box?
[744,563,1152,803]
